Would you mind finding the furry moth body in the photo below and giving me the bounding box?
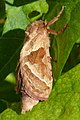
[16,6,67,113]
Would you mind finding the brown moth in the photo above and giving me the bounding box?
[16,6,67,113]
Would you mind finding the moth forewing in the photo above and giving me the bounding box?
[16,6,67,113]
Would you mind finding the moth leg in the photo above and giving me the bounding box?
[47,6,64,27]
[47,24,67,35]
[21,93,39,114]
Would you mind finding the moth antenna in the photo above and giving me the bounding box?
[46,6,64,27]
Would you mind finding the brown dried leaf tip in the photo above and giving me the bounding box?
[16,6,67,113]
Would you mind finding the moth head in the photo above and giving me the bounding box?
[26,20,46,35]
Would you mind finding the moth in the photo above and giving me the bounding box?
[16,6,67,113]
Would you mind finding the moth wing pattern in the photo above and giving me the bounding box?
[17,20,53,113]
[20,20,53,99]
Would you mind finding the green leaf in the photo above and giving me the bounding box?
[3,7,29,34]
[0,64,80,120]
[5,73,16,84]
[0,77,20,103]
[13,0,37,6]
[0,0,5,19]
[0,109,18,120]
[76,38,80,43]
[45,0,80,79]
[22,0,48,22]
[63,44,80,73]
[0,29,24,80]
